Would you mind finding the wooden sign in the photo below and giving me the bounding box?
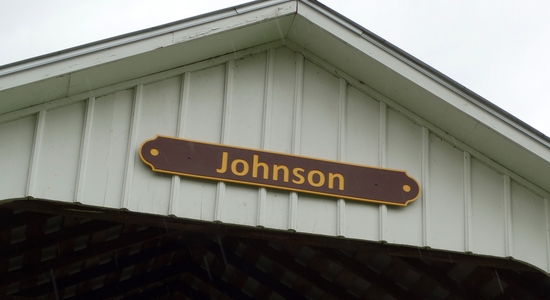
[140,135,420,206]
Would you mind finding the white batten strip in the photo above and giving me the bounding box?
[545,198,550,272]
[74,97,95,203]
[214,60,234,223]
[121,84,143,210]
[288,53,304,232]
[169,73,191,216]
[262,49,274,155]
[463,152,473,253]
[257,49,275,228]
[26,110,46,197]
[378,102,388,242]
[421,126,430,247]
[336,78,347,237]
[503,174,513,257]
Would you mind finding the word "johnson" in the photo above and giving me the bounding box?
[215,152,344,190]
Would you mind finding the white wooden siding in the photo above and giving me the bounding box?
[0,115,35,199]
[35,102,86,201]
[386,109,423,246]
[1,45,550,273]
[82,90,134,208]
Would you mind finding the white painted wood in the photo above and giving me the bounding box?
[181,65,226,143]
[288,52,304,232]
[227,53,266,148]
[169,73,190,216]
[385,109,423,246]
[344,86,379,166]
[0,2,296,90]
[379,102,388,243]
[264,47,296,230]
[262,49,275,151]
[428,134,465,252]
[75,97,95,203]
[0,116,35,199]
[336,78,346,238]
[268,48,296,154]
[36,103,86,201]
[130,78,180,215]
[471,159,505,257]
[257,49,275,228]
[176,65,226,221]
[504,174,513,257]
[0,40,285,127]
[82,89,133,208]
[512,181,548,271]
[463,152,473,253]
[214,60,234,223]
[300,60,339,160]
[26,111,46,197]
[297,60,339,236]
[421,126,430,247]
[121,85,143,210]
[224,53,267,227]
[344,86,379,241]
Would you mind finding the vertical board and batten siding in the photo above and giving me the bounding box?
[0,115,35,198]
[1,45,549,272]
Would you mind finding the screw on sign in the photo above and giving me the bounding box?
[140,135,420,206]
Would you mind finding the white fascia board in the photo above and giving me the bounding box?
[0,0,296,91]
[296,0,550,162]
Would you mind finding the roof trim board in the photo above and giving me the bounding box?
[0,0,296,90]
[0,0,291,74]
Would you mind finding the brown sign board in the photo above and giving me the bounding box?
[140,136,421,206]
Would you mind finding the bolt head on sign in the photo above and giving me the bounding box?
[140,135,420,206]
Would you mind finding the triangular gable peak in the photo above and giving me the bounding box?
[1,0,550,276]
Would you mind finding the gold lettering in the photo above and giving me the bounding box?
[273,164,289,182]
[218,151,344,191]
[307,170,325,187]
[292,168,305,184]
[252,155,269,179]
[328,173,344,190]
[231,159,249,176]
[216,152,229,174]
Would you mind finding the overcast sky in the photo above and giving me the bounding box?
[2,0,549,137]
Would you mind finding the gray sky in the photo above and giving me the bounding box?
[2,0,549,136]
